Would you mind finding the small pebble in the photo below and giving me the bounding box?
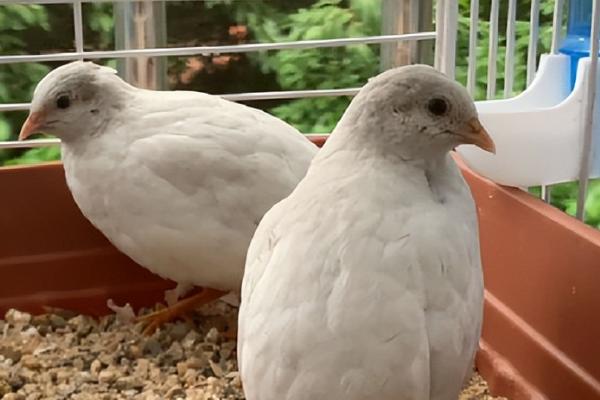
[134,358,150,379]
[49,315,67,329]
[19,355,41,370]
[176,361,188,377]
[0,346,22,363]
[169,322,190,341]
[165,385,185,398]
[186,356,205,370]
[5,309,31,326]
[90,359,102,376]
[204,327,220,344]
[3,393,26,400]
[98,369,117,384]
[114,376,143,391]
[0,378,12,395]
[143,338,162,357]
[126,343,143,359]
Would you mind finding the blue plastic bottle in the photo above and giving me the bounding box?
[559,0,593,88]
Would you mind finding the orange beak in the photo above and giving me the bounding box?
[19,111,46,141]
[458,118,496,154]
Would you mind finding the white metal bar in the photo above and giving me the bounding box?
[532,0,545,201]
[527,0,540,86]
[72,0,84,57]
[541,185,552,203]
[466,0,479,96]
[576,0,600,220]
[0,33,436,65]
[551,0,564,54]
[442,0,457,79]
[434,0,445,71]
[0,103,30,112]
[434,0,457,78]
[0,88,362,114]
[504,0,517,98]
[221,88,360,101]
[0,138,60,149]
[486,0,499,99]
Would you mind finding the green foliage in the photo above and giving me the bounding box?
[87,3,115,49]
[529,180,600,227]
[3,146,60,166]
[0,5,51,164]
[238,0,380,132]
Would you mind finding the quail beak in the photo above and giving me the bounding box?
[457,118,496,154]
[19,111,46,141]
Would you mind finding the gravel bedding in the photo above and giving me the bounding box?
[0,303,505,400]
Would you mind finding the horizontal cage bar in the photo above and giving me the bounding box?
[0,33,436,65]
[0,88,361,113]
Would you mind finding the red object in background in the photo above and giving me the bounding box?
[0,135,598,400]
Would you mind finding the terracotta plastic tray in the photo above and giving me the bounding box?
[1,136,598,399]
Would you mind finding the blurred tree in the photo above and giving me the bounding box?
[237,0,381,133]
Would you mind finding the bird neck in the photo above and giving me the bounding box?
[319,123,451,167]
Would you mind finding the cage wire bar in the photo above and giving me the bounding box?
[551,0,565,54]
[72,0,84,58]
[486,0,500,99]
[503,0,517,98]
[540,0,565,204]
[466,0,479,96]
[0,32,436,65]
[576,0,600,220]
[527,0,541,86]
[434,0,458,79]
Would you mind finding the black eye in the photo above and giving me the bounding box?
[427,98,448,116]
[56,95,70,109]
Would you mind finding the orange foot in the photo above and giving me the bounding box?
[137,287,227,335]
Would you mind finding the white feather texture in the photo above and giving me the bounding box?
[28,61,317,292]
[238,65,485,400]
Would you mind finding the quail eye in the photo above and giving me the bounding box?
[56,95,70,109]
[427,97,448,116]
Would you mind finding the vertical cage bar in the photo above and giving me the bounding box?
[435,0,457,78]
[466,0,479,96]
[73,0,84,58]
[533,8,546,199]
[551,0,564,54]
[486,0,500,99]
[576,0,600,220]
[527,0,540,86]
[442,0,457,79]
[434,0,445,71]
[541,185,552,203]
[504,0,517,97]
